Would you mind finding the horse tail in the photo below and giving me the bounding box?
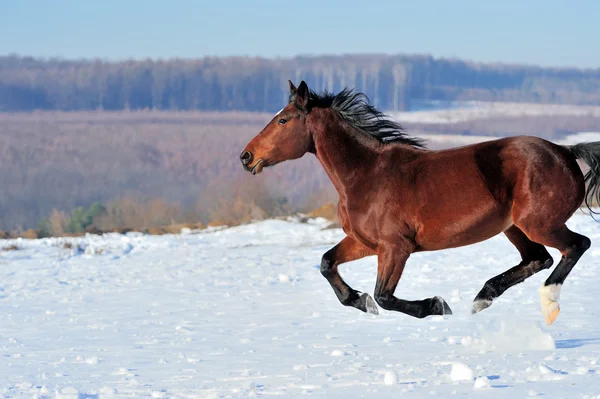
[567,142,600,217]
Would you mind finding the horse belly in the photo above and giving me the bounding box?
[415,202,512,251]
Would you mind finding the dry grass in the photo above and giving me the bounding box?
[307,203,338,221]
[21,229,41,239]
[93,197,186,232]
[2,110,600,232]
[0,111,332,230]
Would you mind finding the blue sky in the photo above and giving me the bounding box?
[1,0,598,68]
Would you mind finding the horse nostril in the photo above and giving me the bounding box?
[240,150,253,165]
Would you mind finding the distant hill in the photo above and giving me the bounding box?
[1,54,600,112]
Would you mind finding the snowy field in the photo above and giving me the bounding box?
[412,132,600,150]
[2,215,600,398]
[391,101,600,124]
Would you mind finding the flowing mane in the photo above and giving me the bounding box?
[291,88,426,149]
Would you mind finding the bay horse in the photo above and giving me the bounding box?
[240,80,600,325]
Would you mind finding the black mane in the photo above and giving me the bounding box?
[294,88,426,148]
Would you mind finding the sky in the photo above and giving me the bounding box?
[1,0,599,68]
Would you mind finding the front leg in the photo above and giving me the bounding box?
[374,243,452,318]
[321,236,378,314]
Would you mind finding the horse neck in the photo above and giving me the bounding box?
[308,109,381,196]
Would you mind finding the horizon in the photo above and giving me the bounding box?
[2,0,600,69]
[4,52,600,72]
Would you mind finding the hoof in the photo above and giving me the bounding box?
[544,302,560,325]
[471,299,492,314]
[432,296,453,315]
[360,293,379,315]
[540,284,561,325]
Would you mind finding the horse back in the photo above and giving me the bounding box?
[375,136,581,250]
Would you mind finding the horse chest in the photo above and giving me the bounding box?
[338,202,378,251]
[338,202,351,232]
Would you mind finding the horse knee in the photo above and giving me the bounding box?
[580,236,591,252]
[523,247,553,270]
[532,251,553,270]
[564,234,591,258]
[540,256,554,270]
[320,254,335,278]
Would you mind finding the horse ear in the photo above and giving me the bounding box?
[288,80,297,95]
[295,80,309,109]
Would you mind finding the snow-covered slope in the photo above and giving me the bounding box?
[1,215,600,398]
[391,102,600,124]
[560,132,600,145]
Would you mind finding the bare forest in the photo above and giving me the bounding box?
[2,54,600,113]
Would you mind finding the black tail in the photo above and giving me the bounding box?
[568,142,600,217]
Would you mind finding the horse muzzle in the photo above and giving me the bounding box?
[240,150,265,175]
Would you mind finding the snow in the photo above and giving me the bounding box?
[473,375,490,389]
[560,132,600,145]
[2,214,600,397]
[399,131,600,153]
[391,102,600,125]
[450,362,474,381]
[383,370,397,386]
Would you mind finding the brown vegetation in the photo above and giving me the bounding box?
[307,203,338,221]
[1,109,599,232]
[20,230,41,239]
[1,184,296,238]
[94,197,185,232]
[0,111,332,230]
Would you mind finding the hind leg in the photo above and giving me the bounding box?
[472,225,554,313]
[517,223,591,325]
[321,236,379,314]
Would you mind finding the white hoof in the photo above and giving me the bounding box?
[471,299,492,314]
[540,284,561,325]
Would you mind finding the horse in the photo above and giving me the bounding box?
[240,80,600,325]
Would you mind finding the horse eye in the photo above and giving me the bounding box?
[278,118,287,125]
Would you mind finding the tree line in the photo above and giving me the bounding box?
[2,54,600,112]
